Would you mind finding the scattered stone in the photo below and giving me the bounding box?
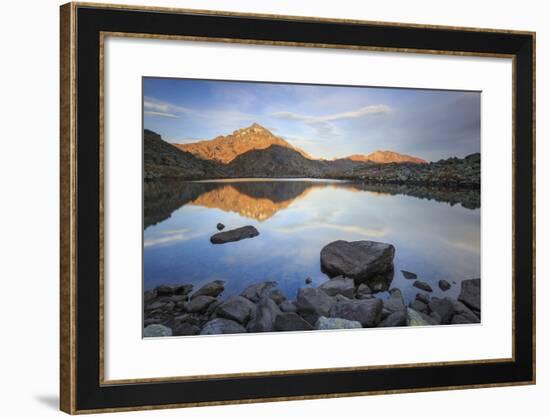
[413,281,433,292]
[384,288,406,313]
[438,280,452,291]
[191,280,225,299]
[173,322,200,336]
[216,223,225,231]
[215,295,256,324]
[200,318,247,335]
[458,278,481,312]
[279,300,297,313]
[247,297,280,332]
[356,283,372,299]
[240,281,276,303]
[186,295,217,313]
[378,310,407,327]
[330,298,383,327]
[315,316,362,330]
[428,297,455,324]
[144,324,172,337]
[305,277,313,284]
[409,299,428,313]
[275,312,314,331]
[320,240,395,283]
[319,276,355,298]
[401,270,417,280]
[296,288,335,321]
[416,292,431,304]
[210,225,259,244]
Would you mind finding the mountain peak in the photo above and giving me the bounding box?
[346,150,426,164]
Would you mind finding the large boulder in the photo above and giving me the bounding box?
[458,278,481,312]
[451,300,480,323]
[247,297,280,332]
[383,288,406,313]
[191,280,225,299]
[428,297,455,324]
[330,298,383,327]
[315,316,362,330]
[320,240,395,283]
[279,300,297,313]
[215,295,256,324]
[186,295,217,313]
[275,312,313,331]
[200,318,247,335]
[240,281,276,303]
[210,225,259,244]
[319,276,355,298]
[143,324,172,337]
[296,288,335,322]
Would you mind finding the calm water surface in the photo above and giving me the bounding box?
[143,179,480,304]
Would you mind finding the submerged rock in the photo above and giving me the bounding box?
[210,225,259,244]
[319,276,355,298]
[275,312,313,331]
[143,324,172,337]
[191,280,225,299]
[413,281,433,292]
[401,270,418,280]
[458,278,481,312]
[438,280,452,291]
[315,316,362,330]
[215,295,256,324]
[200,318,247,335]
[320,240,395,283]
[330,298,383,327]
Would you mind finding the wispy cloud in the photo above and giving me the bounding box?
[143,96,193,119]
[271,105,391,136]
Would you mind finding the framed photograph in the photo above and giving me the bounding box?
[60,2,535,414]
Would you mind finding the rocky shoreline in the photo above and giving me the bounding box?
[143,239,480,337]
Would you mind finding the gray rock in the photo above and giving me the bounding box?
[240,281,276,303]
[186,295,217,313]
[330,298,383,327]
[458,278,481,311]
[144,318,162,326]
[145,301,167,311]
[269,289,286,305]
[173,322,200,336]
[216,223,225,231]
[384,288,406,313]
[210,225,259,244]
[247,297,280,332]
[305,277,313,284]
[428,297,455,324]
[416,292,431,304]
[173,313,202,326]
[215,295,256,324]
[401,270,418,280]
[144,290,157,303]
[365,269,394,293]
[409,299,428,313]
[200,318,247,335]
[296,288,335,320]
[174,284,194,296]
[156,285,175,296]
[406,308,435,326]
[275,312,313,331]
[320,240,395,283]
[315,316,362,330]
[319,276,355,298]
[451,314,477,324]
[144,324,172,337]
[429,311,442,325]
[356,283,372,299]
[438,280,452,291]
[378,310,407,327]
[191,280,225,299]
[413,281,433,292]
[279,300,297,313]
[451,300,480,323]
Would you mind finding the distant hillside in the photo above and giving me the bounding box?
[175,123,311,163]
[144,129,225,180]
[345,150,426,164]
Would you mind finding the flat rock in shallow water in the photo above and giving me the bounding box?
[413,281,433,292]
[315,316,362,330]
[320,240,395,283]
[144,324,172,337]
[191,280,225,299]
[401,270,418,280]
[458,278,481,312]
[275,312,313,331]
[200,318,247,335]
[330,298,383,327]
[210,225,259,244]
[319,276,355,298]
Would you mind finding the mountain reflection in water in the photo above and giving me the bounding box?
[143,179,480,304]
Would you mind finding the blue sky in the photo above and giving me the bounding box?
[143,78,480,161]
